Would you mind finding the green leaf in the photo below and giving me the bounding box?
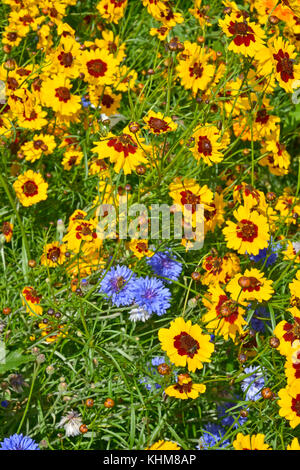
[0,349,34,375]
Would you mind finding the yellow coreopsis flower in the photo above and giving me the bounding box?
[13,170,48,207]
[158,317,214,372]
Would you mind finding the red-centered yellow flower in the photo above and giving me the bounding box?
[62,149,84,171]
[41,241,66,267]
[88,85,121,116]
[219,12,266,57]
[2,26,22,48]
[169,177,214,217]
[287,438,300,450]
[158,317,214,372]
[164,373,206,400]
[92,126,149,175]
[127,239,154,259]
[145,440,181,450]
[63,219,101,254]
[67,209,88,231]
[189,0,212,27]
[88,157,110,177]
[92,29,126,62]
[222,206,270,256]
[191,125,225,166]
[278,379,300,428]
[39,321,68,344]
[233,183,265,210]
[143,111,177,135]
[233,433,271,450]
[142,0,166,21]
[13,170,48,207]
[273,308,300,357]
[1,221,13,243]
[275,195,300,225]
[159,5,184,27]
[261,131,291,172]
[176,42,215,94]
[257,37,300,93]
[21,134,56,163]
[113,65,138,92]
[149,25,170,41]
[9,7,44,37]
[79,48,119,86]
[202,252,240,286]
[40,75,81,116]
[202,283,247,341]
[96,0,128,24]
[45,36,81,78]
[21,286,43,317]
[227,268,274,303]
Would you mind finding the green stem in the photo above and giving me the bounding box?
[17,363,40,433]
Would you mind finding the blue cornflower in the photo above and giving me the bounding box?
[132,276,171,316]
[146,250,182,284]
[196,424,230,450]
[0,433,40,450]
[241,366,265,401]
[249,238,282,267]
[0,400,9,408]
[99,264,136,307]
[250,305,271,333]
[217,401,248,429]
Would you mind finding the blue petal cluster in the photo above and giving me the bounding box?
[147,250,182,283]
[132,276,171,316]
[0,433,40,450]
[98,264,137,307]
[196,423,230,450]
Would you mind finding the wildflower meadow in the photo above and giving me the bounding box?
[0,0,300,454]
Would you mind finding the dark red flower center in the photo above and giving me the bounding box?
[291,394,300,417]
[216,295,239,323]
[22,180,38,197]
[173,332,199,358]
[57,51,73,68]
[283,317,300,344]
[55,86,71,102]
[273,49,294,83]
[47,247,61,262]
[197,136,213,156]
[148,117,170,133]
[189,62,204,78]
[7,32,18,41]
[102,94,114,108]
[255,107,270,125]
[107,134,137,157]
[87,59,108,78]
[236,219,258,242]
[1,222,12,236]
[180,190,201,214]
[228,21,255,47]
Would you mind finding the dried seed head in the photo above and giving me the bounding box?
[261,387,273,399]
[157,363,171,376]
[269,336,280,348]
[104,398,115,408]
